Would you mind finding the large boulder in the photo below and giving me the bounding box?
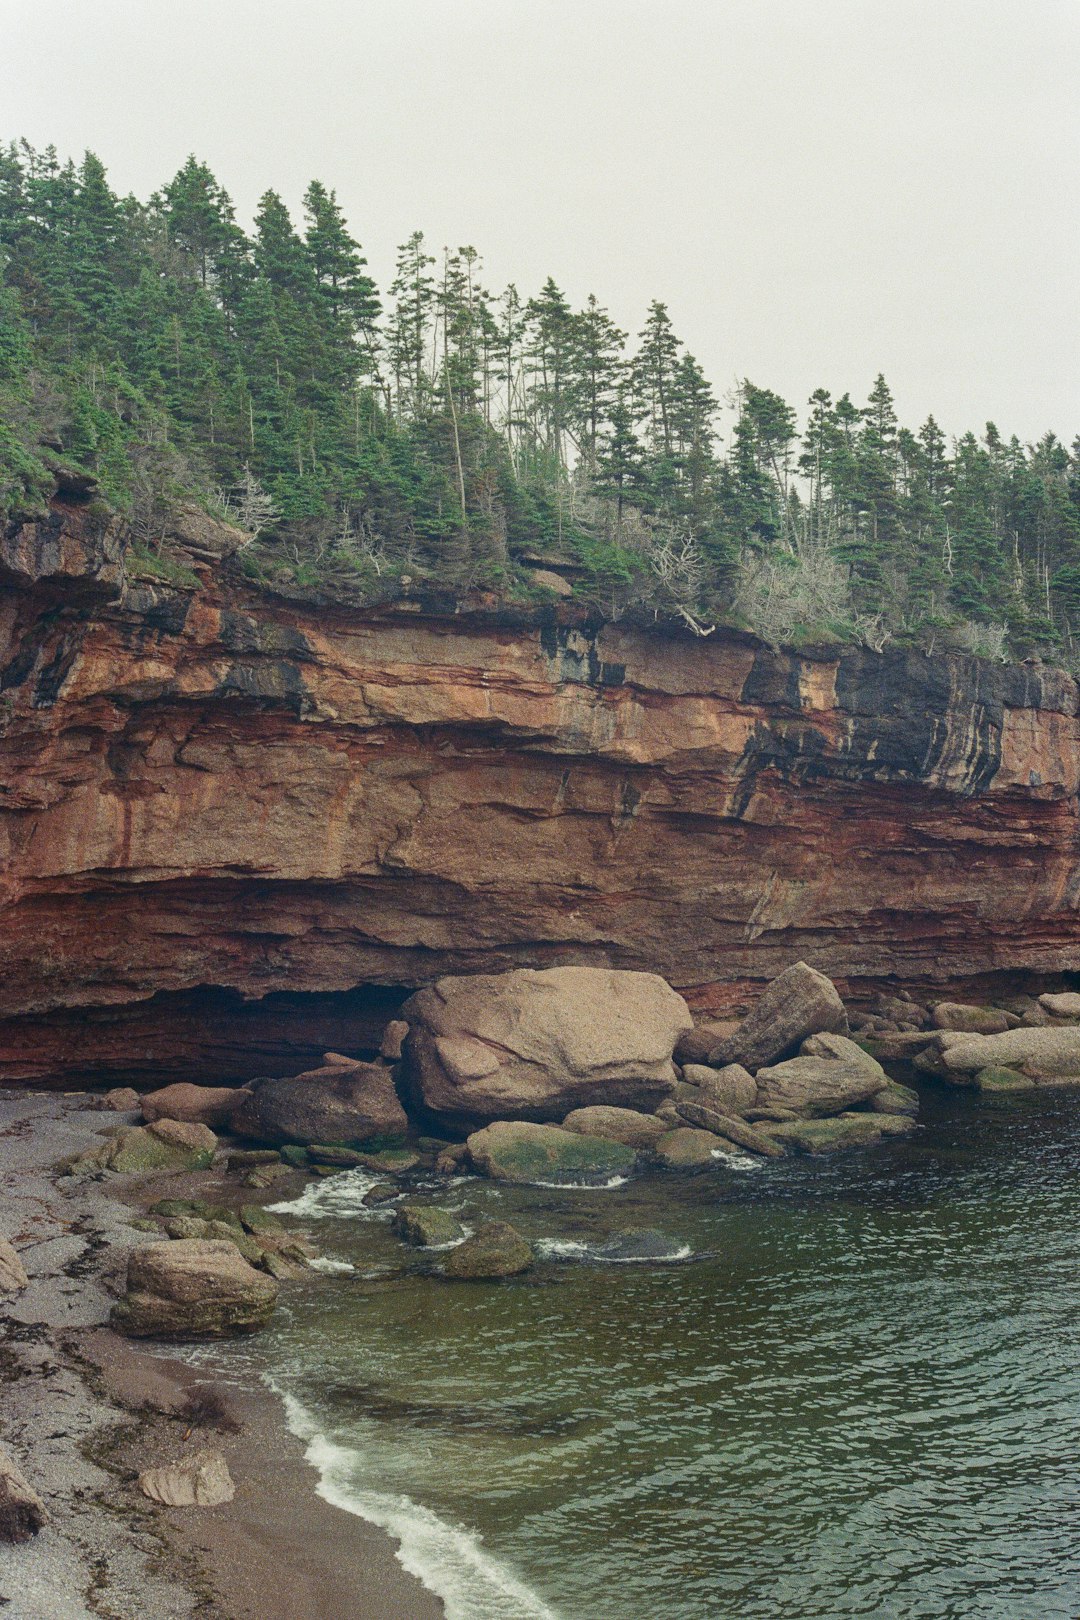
[764,1113,917,1155]
[706,962,847,1071]
[231,1059,407,1148]
[0,1237,28,1297]
[681,1063,757,1116]
[937,1027,1080,1083]
[0,1447,48,1542]
[754,1049,886,1118]
[467,1121,636,1185]
[443,1222,533,1279]
[141,1083,249,1127]
[560,1106,669,1151]
[402,967,692,1125]
[1039,992,1080,1018]
[111,1240,279,1339]
[392,1205,465,1248]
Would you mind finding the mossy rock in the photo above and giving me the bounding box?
[466,1122,636,1186]
[353,1148,421,1174]
[308,1144,368,1167]
[239,1204,284,1235]
[653,1127,723,1170]
[392,1205,465,1248]
[867,1079,921,1116]
[443,1222,533,1280]
[68,1121,217,1177]
[279,1145,311,1168]
[765,1113,917,1155]
[975,1067,1036,1093]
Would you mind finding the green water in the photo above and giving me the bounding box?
[253,1084,1080,1619]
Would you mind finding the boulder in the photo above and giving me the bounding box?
[111,1240,279,1339]
[706,962,847,1071]
[467,1121,636,1185]
[139,1450,235,1507]
[142,1083,249,1127]
[764,1113,917,1155]
[799,1031,885,1075]
[867,1079,921,1116]
[931,1002,1016,1035]
[937,1027,1080,1083]
[753,1055,885,1119]
[1039,992,1080,1018]
[162,1217,264,1265]
[860,1030,938,1062]
[231,1059,407,1148]
[392,1205,465,1248]
[680,1063,757,1116]
[869,992,927,1027]
[675,1019,741,1066]
[560,1106,669,1151]
[402,967,692,1125]
[590,1229,686,1262]
[443,1222,533,1279]
[0,1446,49,1542]
[653,1127,723,1169]
[66,1119,217,1176]
[673,1098,785,1157]
[0,1237,28,1297]
[434,1144,470,1175]
[913,1029,980,1080]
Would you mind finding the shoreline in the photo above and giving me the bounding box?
[0,1089,444,1620]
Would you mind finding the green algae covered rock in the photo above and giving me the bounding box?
[392,1204,466,1248]
[64,1120,217,1177]
[975,1067,1036,1093]
[867,1079,921,1116]
[443,1222,533,1280]
[765,1113,917,1156]
[467,1121,636,1185]
[653,1127,723,1170]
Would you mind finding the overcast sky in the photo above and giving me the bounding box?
[5,0,1078,445]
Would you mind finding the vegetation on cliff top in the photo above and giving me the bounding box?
[1,140,1078,660]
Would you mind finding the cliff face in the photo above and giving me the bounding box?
[3,509,1080,1085]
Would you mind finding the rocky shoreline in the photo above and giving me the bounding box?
[0,1090,443,1620]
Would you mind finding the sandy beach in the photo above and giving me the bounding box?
[0,1089,443,1620]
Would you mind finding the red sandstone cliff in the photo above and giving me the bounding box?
[3,507,1079,1085]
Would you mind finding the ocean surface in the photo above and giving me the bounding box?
[221,1082,1080,1619]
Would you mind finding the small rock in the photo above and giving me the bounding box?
[279,1145,311,1168]
[100,1087,140,1111]
[392,1205,465,1247]
[680,1063,757,1116]
[867,1080,921,1116]
[0,1237,29,1297]
[1039,992,1080,1019]
[308,1145,367,1167]
[142,1083,249,1128]
[653,1127,723,1169]
[560,1106,669,1151]
[362,1182,400,1206]
[764,1114,917,1155]
[139,1450,235,1507]
[0,1446,49,1541]
[243,1162,292,1188]
[238,1204,284,1235]
[353,1148,421,1174]
[443,1222,532,1280]
[931,1003,1017,1035]
[380,1019,410,1061]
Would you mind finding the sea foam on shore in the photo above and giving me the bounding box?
[278,1391,559,1620]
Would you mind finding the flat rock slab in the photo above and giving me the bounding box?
[765,1113,917,1155]
[939,1027,1080,1080]
[560,1106,669,1150]
[467,1121,636,1185]
[707,961,847,1071]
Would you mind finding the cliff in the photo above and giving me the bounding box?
[3,507,1079,1086]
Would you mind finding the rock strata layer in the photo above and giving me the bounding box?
[5,514,1080,1084]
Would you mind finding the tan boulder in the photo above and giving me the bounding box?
[653,1127,722,1169]
[111,1239,279,1339]
[931,1002,1017,1035]
[100,1086,140,1110]
[1039,992,1080,1018]
[754,1055,885,1118]
[142,1083,249,1127]
[403,967,692,1125]
[706,962,847,1071]
[673,1097,785,1157]
[560,1106,669,1151]
[139,1449,235,1506]
[937,1027,1080,1083]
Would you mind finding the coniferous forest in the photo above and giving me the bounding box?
[2,140,1078,661]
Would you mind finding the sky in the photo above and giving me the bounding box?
[4,0,1079,446]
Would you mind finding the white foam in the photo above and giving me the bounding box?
[528,1174,630,1190]
[710,1148,764,1172]
[268,1167,391,1219]
[535,1237,693,1264]
[278,1390,560,1620]
[308,1256,356,1274]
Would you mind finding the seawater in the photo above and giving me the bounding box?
[239,1083,1080,1619]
